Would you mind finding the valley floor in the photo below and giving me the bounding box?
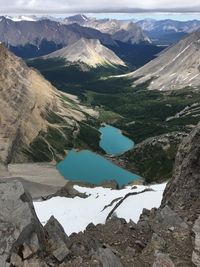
[1,163,67,199]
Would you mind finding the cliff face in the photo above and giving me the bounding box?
[0,123,199,266]
[161,123,200,222]
[0,44,98,164]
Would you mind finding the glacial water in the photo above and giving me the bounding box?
[99,125,134,155]
[57,150,138,187]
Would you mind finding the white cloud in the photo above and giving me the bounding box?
[1,0,200,12]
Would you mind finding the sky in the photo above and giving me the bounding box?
[1,0,200,13]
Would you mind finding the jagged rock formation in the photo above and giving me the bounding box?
[127,30,200,90]
[161,123,200,222]
[0,122,199,266]
[43,38,126,67]
[0,44,98,164]
[64,16,150,44]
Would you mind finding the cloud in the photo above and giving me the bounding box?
[1,0,200,13]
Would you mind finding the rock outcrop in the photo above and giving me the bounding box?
[161,123,200,222]
[0,180,46,266]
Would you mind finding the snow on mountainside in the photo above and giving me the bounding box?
[4,15,37,21]
[126,30,200,90]
[34,183,166,235]
[43,38,126,67]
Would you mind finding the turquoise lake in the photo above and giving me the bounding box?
[57,150,139,187]
[57,125,138,187]
[99,125,134,155]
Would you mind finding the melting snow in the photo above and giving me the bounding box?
[34,183,166,236]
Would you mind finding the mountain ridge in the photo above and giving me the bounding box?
[126,30,200,90]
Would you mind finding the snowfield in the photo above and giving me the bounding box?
[34,183,166,236]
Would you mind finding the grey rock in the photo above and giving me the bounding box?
[0,180,45,266]
[153,252,175,267]
[53,183,87,199]
[162,123,200,222]
[44,216,70,262]
[192,216,200,267]
[156,205,188,229]
[94,247,124,267]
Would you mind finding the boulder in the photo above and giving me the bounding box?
[44,216,70,263]
[0,180,46,266]
[94,247,124,267]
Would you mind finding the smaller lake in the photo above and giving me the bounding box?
[57,150,139,187]
[99,125,134,155]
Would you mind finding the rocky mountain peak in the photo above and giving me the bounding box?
[44,38,126,67]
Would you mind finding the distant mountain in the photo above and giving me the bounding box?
[3,15,38,21]
[43,38,126,68]
[0,16,115,58]
[64,15,150,44]
[137,19,200,45]
[0,44,99,164]
[127,30,200,90]
[67,14,90,23]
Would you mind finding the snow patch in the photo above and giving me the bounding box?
[34,183,166,236]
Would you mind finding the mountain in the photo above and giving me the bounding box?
[64,15,150,44]
[43,38,126,68]
[66,14,90,23]
[0,44,99,164]
[0,16,115,58]
[137,19,200,45]
[127,30,200,90]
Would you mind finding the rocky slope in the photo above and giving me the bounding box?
[127,30,200,90]
[43,38,126,67]
[0,44,98,164]
[64,15,150,45]
[0,122,199,267]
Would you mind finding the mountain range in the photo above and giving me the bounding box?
[137,19,200,45]
[0,16,116,58]
[64,15,151,45]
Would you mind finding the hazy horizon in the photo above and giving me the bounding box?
[1,12,200,22]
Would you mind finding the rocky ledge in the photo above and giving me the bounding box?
[0,124,200,267]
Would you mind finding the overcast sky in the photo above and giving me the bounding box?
[1,0,200,13]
